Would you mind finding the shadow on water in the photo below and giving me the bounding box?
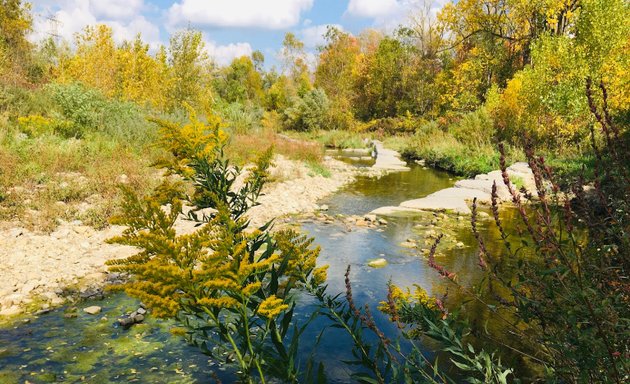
[0,165,534,383]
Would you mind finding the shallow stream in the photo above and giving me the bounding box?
[0,165,528,383]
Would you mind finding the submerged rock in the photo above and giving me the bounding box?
[400,241,417,248]
[83,306,102,315]
[367,258,388,268]
[116,307,147,328]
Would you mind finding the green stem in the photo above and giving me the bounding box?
[241,301,266,384]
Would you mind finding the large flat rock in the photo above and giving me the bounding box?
[372,141,410,171]
[428,187,491,203]
[370,163,535,217]
[455,179,512,200]
[370,206,427,216]
[400,196,472,215]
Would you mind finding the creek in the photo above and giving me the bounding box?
[0,165,529,383]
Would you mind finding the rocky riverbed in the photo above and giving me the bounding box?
[0,151,404,318]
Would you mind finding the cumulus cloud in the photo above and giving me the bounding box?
[301,24,344,48]
[205,40,253,66]
[29,0,160,47]
[345,0,448,31]
[346,0,401,18]
[89,0,145,20]
[167,0,313,29]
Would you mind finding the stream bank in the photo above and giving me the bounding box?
[0,148,408,318]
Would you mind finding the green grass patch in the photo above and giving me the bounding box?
[305,161,331,178]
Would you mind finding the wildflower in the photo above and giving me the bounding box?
[258,295,289,319]
[312,265,329,286]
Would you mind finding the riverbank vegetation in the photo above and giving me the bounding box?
[1,0,628,382]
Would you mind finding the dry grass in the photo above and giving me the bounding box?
[225,128,324,166]
[0,131,161,232]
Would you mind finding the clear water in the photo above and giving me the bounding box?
[0,165,529,383]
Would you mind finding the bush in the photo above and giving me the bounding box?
[358,113,423,135]
[283,88,330,131]
[448,108,495,147]
[216,101,263,135]
[46,82,104,137]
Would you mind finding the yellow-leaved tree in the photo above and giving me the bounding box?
[115,35,167,108]
[64,25,118,97]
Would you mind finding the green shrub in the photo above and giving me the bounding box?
[358,113,424,135]
[448,108,495,147]
[46,82,104,137]
[283,88,330,131]
[216,101,263,135]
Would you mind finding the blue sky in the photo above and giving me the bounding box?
[29,0,448,67]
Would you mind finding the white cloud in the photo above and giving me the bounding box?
[167,0,313,29]
[346,0,401,18]
[29,0,160,47]
[301,24,344,48]
[109,16,161,46]
[89,0,144,20]
[345,0,448,31]
[205,40,253,66]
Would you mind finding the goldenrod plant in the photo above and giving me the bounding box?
[107,109,328,383]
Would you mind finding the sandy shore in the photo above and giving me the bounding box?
[0,154,398,317]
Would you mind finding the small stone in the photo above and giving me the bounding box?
[83,305,102,315]
[34,308,51,316]
[136,307,147,315]
[400,241,417,248]
[133,314,145,323]
[64,312,78,319]
[367,258,388,268]
[318,204,329,211]
[455,242,465,248]
[364,214,377,222]
[355,219,369,227]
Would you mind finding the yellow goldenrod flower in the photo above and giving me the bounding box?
[258,295,289,319]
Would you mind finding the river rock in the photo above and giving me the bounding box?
[367,258,388,268]
[83,306,102,315]
[370,206,425,216]
[371,141,410,171]
[400,241,417,248]
[363,214,377,222]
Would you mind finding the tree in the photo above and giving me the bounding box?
[0,0,33,85]
[167,29,210,111]
[116,35,164,107]
[314,26,360,129]
[436,0,581,111]
[65,25,118,97]
[214,56,263,104]
[280,32,311,95]
[252,50,264,72]
[490,0,629,147]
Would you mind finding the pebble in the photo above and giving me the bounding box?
[83,306,102,315]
